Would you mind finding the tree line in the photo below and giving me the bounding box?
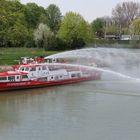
[0,0,140,50]
[92,1,140,39]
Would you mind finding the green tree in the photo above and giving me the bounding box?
[7,22,31,47]
[0,0,28,47]
[58,12,91,49]
[46,4,62,32]
[91,18,105,38]
[24,3,45,29]
[7,0,19,1]
[130,18,140,35]
[105,25,118,35]
[0,0,25,29]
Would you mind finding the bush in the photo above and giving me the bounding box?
[69,38,85,49]
[90,39,140,48]
[130,40,140,48]
[44,37,67,51]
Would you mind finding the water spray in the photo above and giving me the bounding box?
[45,48,140,82]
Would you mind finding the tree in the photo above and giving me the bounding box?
[24,3,46,29]
[0,0,28,47]
[0,0,25,28]
[33,23,54,50]
[7,22,31,47]
[130,18,140,35]
[91,18,105,38]
[58,12,92,49]
[112,1,140,34]
[7,0,19,1]
[46,4,62,32]
[105,25,118,35]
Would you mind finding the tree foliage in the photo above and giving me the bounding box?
[0,0,140,49]
[0,0,49,48]
[91,18,105,38]
[130,18,140,35]
[58,12,91,49]
[46,4,62,32]
[0,0,29,47]
[7,22,31,47]
[105,25,118,35]
[24,3,45,29]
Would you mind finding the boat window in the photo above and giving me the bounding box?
[17,76,20,79]
[0,77,7,80]
[38,77,47,81]
[59,75,63,79]
[25,67,29,71]
[48,66,60,71]
[22,75,28,79]
[30,67,36,71]
[52,59,56,63]
[8,76,15,80]
[42,66,47,70]
[46,59,52,63]
[19,67,24,71]
[71,74,76,78]
[77,73,81,78]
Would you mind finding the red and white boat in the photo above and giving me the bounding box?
[0,62,101,91]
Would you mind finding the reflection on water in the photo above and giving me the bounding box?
[0,80,140,140]
[0,48,140,140]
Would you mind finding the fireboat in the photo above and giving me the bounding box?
[0,56,101,91]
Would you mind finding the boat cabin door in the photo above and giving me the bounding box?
[37,66,42,77]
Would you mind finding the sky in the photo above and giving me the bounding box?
[20,0,140,22]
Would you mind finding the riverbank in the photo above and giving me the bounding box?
[1,44,140,66]
[90,39,140,48]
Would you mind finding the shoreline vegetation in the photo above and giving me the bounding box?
[0,0,140,51]
[0,0,139,66]
[91,40,140,48]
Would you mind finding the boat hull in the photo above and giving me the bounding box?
[0,74,100,91]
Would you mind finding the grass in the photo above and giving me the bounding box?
[0,47,59,65]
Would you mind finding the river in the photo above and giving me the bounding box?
[0,48,140,140]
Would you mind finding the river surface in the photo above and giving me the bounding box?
[0,48,140,140]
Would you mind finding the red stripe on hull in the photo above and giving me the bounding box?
[0,75,100,91]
